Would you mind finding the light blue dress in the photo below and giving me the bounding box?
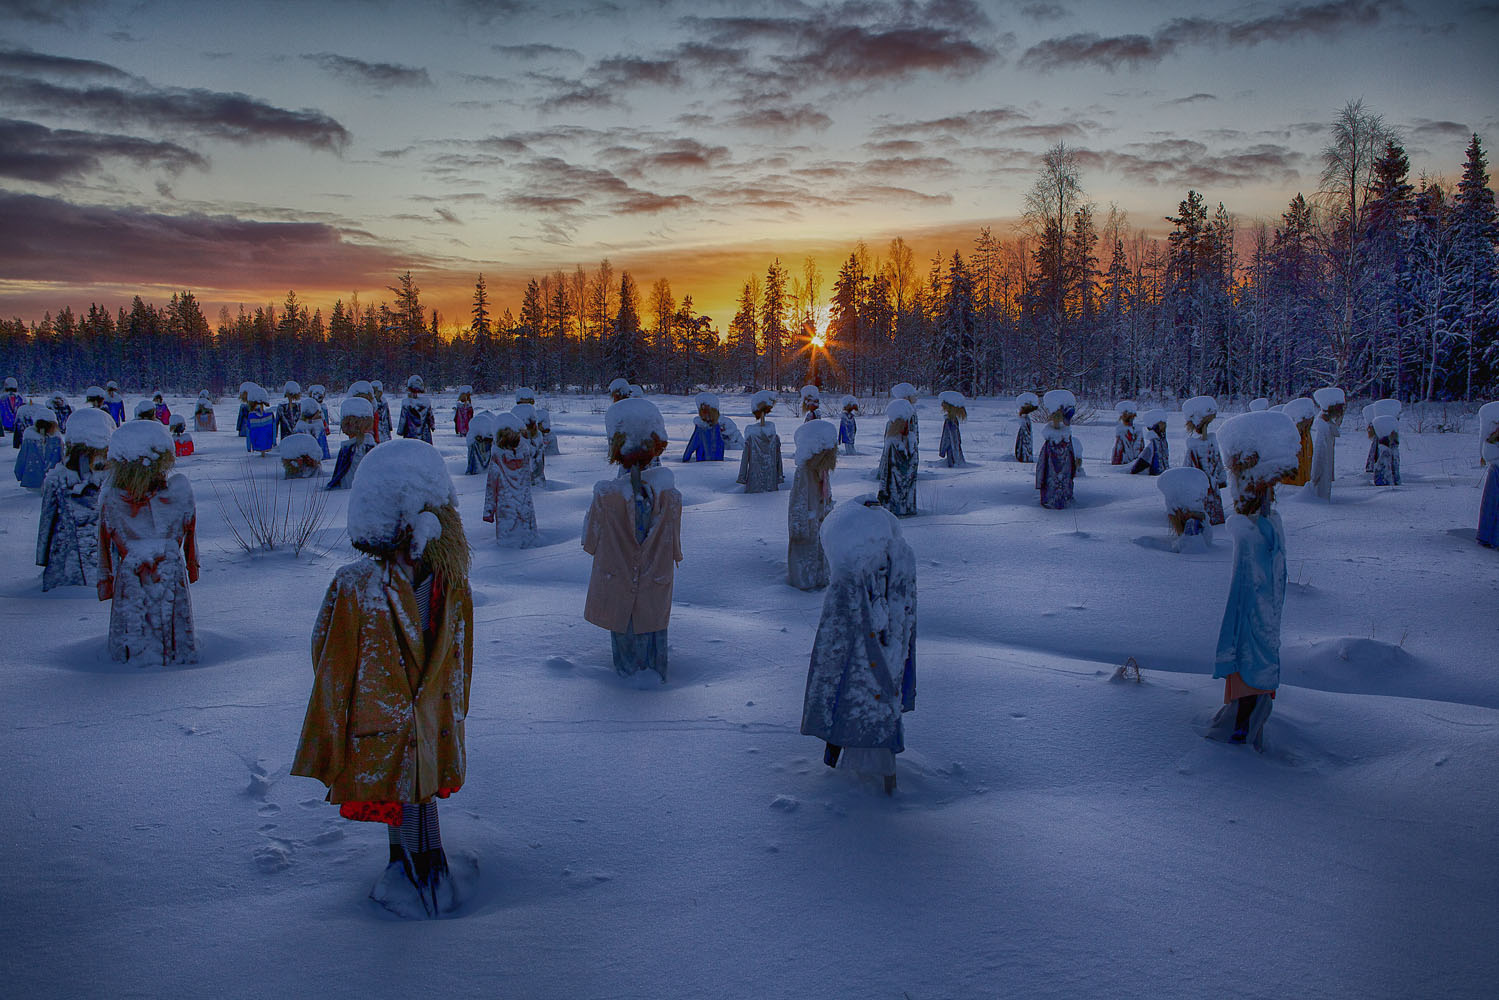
[1213,511,1287,692]
[1477,462,1499,548]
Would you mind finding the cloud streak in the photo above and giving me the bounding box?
[303,53,432,89]
[0,118,207,182]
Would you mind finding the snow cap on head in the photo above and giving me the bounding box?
[27,406,58,426]
[1270,403,1285,412]
[535,406,551,429]
[152,391,164,401]
[1043,389,1076,413]
[890,382,917,400]
[65,407,114,449]
[283,381,301,396]
[347,439,458,551]
[308,384,326,399]
[1313,386,1345,410]
[794,418,839,462]
[938,390,966,408]
[605,397,667,451]
[457,385,472,396]
[841,395,857,409]
[1183,395,1218,424]
[169,415,186,432]
[198,389,211,399]
[371,379,383,391]
[491,412,523,436]
[1372,415,1399,439]
[819,499,901,575]
[406,375,424,392]
[3,377,16,390]
[1157,466,1209,510]
[348,380,373,398]
[246,384,269,403]
[238,381,256,395]
[133,399,156,418]
[1282,397,1316,422]
[107,418,172,463]
[1142,408,1167,429]
[751,389,777,411]
[467,411,498,441]
[1016,392,1040,411]
[511,402,536,425]
[85,385,105,400]
[299,397,322,418]
[340,396,374,420]
[1218,411,1300,485]
[1361,403,1377,423]
[627,384,645,398]
[884,398,915,422]
[608,377,630,394]
[693,391,720,410]
[1479,401,1499,438]
[49,390,65,404]
[1372,398,1401,419]
[1249,398,1269,412]
[516,386,536,401]
[279,433,321,461]
[1115,399,1138,416]
[800,384,820,400]
[106,380,119,391]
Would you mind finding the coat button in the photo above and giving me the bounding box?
[442,692,450,700]
[441,728,450,737]
[408,738,417,748]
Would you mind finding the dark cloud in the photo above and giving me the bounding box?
[1020,3,1069,21]
[505,156,695,226]
[864,139,926,155]
[0,118,207,182]
[0,192,413,290]
[493,43,583,60]
[0,48,134,80]
[1162,93,1218,106]
[451,0,533,21]
[870,106,1030,138]
[725,104,833,131]
[303,53,432,89]
[435,207,462,224]
[1407,119,1473,143]
[1020,1,1390,71]
[0,71,351,150]
[860,155,959,177]
[1093,140,1306,189]
[0,0,101,25]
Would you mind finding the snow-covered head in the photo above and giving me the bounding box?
[3,377,16,391]
[1313,386,1346,422]
[1141,408,1167,433]
[64,407,113,468]
[457,385,472,400]
[238,381,256,400]
[169,415,186,433]
[1371,398,1401,420]
[85,385,105,403]
[1282,397,1316,425]
[309,384,326,401]
[1249,398,1269,412]
[750,389,776,419]
[794,418,840,466]
[1219,411,1300,506]
[299,398,322,419]
[246,384,269,406]
[694,391,721,423]
[516,386,536,404]
[890,382,917,403]
[198,389,211,400]
[536,406,551,431]
[819,499,902,578]
[884,398,914,437]
[1157,466,1210,532]
[1042,389,1076,426]
[1016,391,1040,416]
[511,402,539,434]
[939,390,967,421]
[371,380,384,396]
[105,380,120,393]
[348,380,373,400]
[339,396,375,436]
[283,381,301,398]
[492,412,524,449]
[107,419,175,498]
[348,439,468,577]
[1480,401,1499,442]
[841,395,859,413]
[606,397,668,469]
[134,399,157,419]
[1183,395,1218,433]
[800,385,820,412]
[608,377,631,401]
[406,375,424,395]
[279,432,322,474]
[466,410,497,445]
[1372,415,1399,442]
[627,384,645,398]
[1115,400,1139,419]
[25,405,58,432]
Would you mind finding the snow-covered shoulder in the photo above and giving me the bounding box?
[642,466,676,493]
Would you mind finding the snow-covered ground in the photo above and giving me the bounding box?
[5,391,1495,1000]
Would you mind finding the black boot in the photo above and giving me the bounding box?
[823,743,842,768]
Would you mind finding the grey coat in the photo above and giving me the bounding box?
[787,464,832,590]
[737,423,784,493]
[37,466,104,590]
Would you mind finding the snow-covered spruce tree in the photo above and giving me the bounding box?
[1452,134,1498,398]
[932,251,977,396]
[606,272,644,386]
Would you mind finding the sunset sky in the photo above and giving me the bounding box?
[2,0,1496,328]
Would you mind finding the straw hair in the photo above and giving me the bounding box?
[804,446,838,477]
[495,426,522,449]
[340,414,374,437]
[699,403,721,424]
[885,415,910,438]
[610,430,668,469]
[111,451,174,501]
[941,402,967,422]
[352,500,470,581]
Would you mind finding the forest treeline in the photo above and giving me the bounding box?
[2,103,1494,403]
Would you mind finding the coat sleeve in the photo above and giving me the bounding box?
[669,492,683,564]
[292,578,361,787]
[482,461,499,520]
[581,491,602,555]
[1035,444,1046,489]
[97,503,115,588]
[36,477,58,567]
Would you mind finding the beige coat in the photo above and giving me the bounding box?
[582,472,683,633]
[292,557,474,804]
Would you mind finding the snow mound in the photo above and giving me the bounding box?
[1182,395,1217,424]
[820,499,900,574]
[1218,411,1300,483]
[347,439,458,548]
[1115,399,1138,415]
[1157,466,1209,510]
[884,398,915,422]
[794,418,839,462]
[890,382,917,400]
[1249,398,1269,411]
[279,433,321,461]
[466,411,497,441]
[107,419,172,462]
[938,390,965,408]
[65,407,114,449]
[605,397,667,449]
[1042,389,1076,416]
[1313,386,1345,409]
[1282,397,1315,422]
[340,396,373,420]
[1372,415,1399,439]
[1281,638,1418,698]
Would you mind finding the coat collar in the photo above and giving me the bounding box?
[382,560,461,695]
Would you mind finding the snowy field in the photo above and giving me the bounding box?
[5,390,1496,1000]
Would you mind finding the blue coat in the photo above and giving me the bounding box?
[1478,462,1499,548]
[1213,511,1287,691]
[245,410,276,453]
[14,432,61,487]
[104,399,125,426]
[0,393,19,431]
[681,419,726,462]
[838,412,856,453]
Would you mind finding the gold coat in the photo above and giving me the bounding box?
[292,557,474,804]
